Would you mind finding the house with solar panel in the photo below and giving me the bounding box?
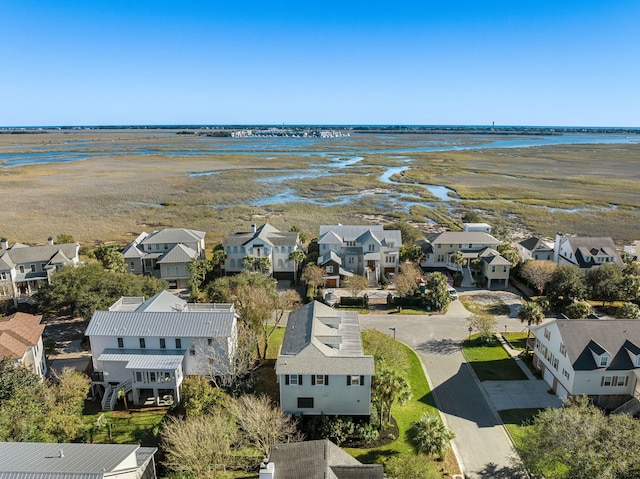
[122,228,206,289]
[86,291,237,410]
[275,301,374,416]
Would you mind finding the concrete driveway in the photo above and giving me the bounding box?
[360,298,529,479]
[483,380,563,411]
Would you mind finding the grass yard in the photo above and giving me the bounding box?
[83,401,169,446]
[502,332,528,351]
[462,335,528,381]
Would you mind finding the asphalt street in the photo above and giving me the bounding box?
[360,295,532,479]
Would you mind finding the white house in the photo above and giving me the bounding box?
[553,233,623,269]
[275,301,374,416]
[223,223,303,280]
[0,312,47,377]
[86,291,237,410]
[0,442,157,479]
[0,237,80,307]
[317,225,401,286]
[532,319,640,410]
[123,228,206,289]
[421,230,510,289]
[517,236,554,262]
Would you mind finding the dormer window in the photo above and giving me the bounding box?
[600,355,609,367]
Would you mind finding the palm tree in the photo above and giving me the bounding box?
[117,387,128,411]
[372,366,412,426]
[211,248,227,278]
[288,249,306,283]
[450,250,465,272]
[518,301,544,355]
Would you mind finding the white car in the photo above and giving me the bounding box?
[447,286,458,300]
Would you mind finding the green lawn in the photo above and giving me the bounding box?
[502,332,528,351]
[346,341,439,462]
[462,336,528,381]
[83,402,168,446]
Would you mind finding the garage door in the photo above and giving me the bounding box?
[556,383,569,400]
[325,278,337,288]
[543,367,554,388]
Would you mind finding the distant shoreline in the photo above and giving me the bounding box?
[1,125,640,136]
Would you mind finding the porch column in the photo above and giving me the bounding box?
[174,386,180,404]
[153,388,159,405]
[133,388,140,405]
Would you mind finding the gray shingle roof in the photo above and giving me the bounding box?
[534,319,640,371]
[519,236,553,253]
[266,440,383,479]
[85,310,235,338]
[561,236,623,268]
[223,223,299,247]
[142,228,205,244]
[0,243,78,267]
[0,442,156,475]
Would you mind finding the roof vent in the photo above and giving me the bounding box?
[59,449,64,458]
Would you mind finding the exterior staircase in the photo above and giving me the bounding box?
[101,379,133,411]
[461,266,475,287]
[612,396,640,416]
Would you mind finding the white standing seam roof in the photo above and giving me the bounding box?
[0,442,156,475]
[97,351,186,370]
[86,311,236,338]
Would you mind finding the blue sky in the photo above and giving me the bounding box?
[1,1,639,126]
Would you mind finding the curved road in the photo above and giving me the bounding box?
[360,299,528,479]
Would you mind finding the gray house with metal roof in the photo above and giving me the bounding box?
[0,442,157,479]
[86,291,237,410]
[0,237,79,307]
[317,225,401,287]
[122,228,206,289]
[275,301,374,416]
[223,223,302,280]
[532,319,640,410]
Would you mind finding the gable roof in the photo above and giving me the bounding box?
[318,251,342,266]
[427,231,500,246]
[0,243,78,267]
[0,313,44,359]
[479,248,511,265]
[141,228,205,244]
[156,243,198,264]
[519,236,553,253]
[318,225,401,246]
[276,302,374,375]
[0,442,156,476]
[86,310,236,338]
[560,236,623,268]
[223,223,299,247]
[266,440,383,479]
[533,319,640,371]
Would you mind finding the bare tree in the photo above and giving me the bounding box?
[196,328,261,395]
[520,260,557,295]
[395,263,421,297]
[161,412,238,478]
[229,394,303,456]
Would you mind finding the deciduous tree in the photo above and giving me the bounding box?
[520,260,557,295]
[616,302,640,319]
[161,412,238,478]
[586,262,624,305]
[301,264,325,298]
[564,301,592,319]
[395,263,421,297]
[229,394,302,456]
[345,274,369,298]
[468,312,497,342]
[546,265,587,310]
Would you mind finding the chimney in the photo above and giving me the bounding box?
[251,224,257,233]
[1,238,7,250]
[48,236,54,246]
[259,459,274,479]
[553,232,563,264]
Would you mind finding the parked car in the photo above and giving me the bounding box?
[447,286,458,300]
